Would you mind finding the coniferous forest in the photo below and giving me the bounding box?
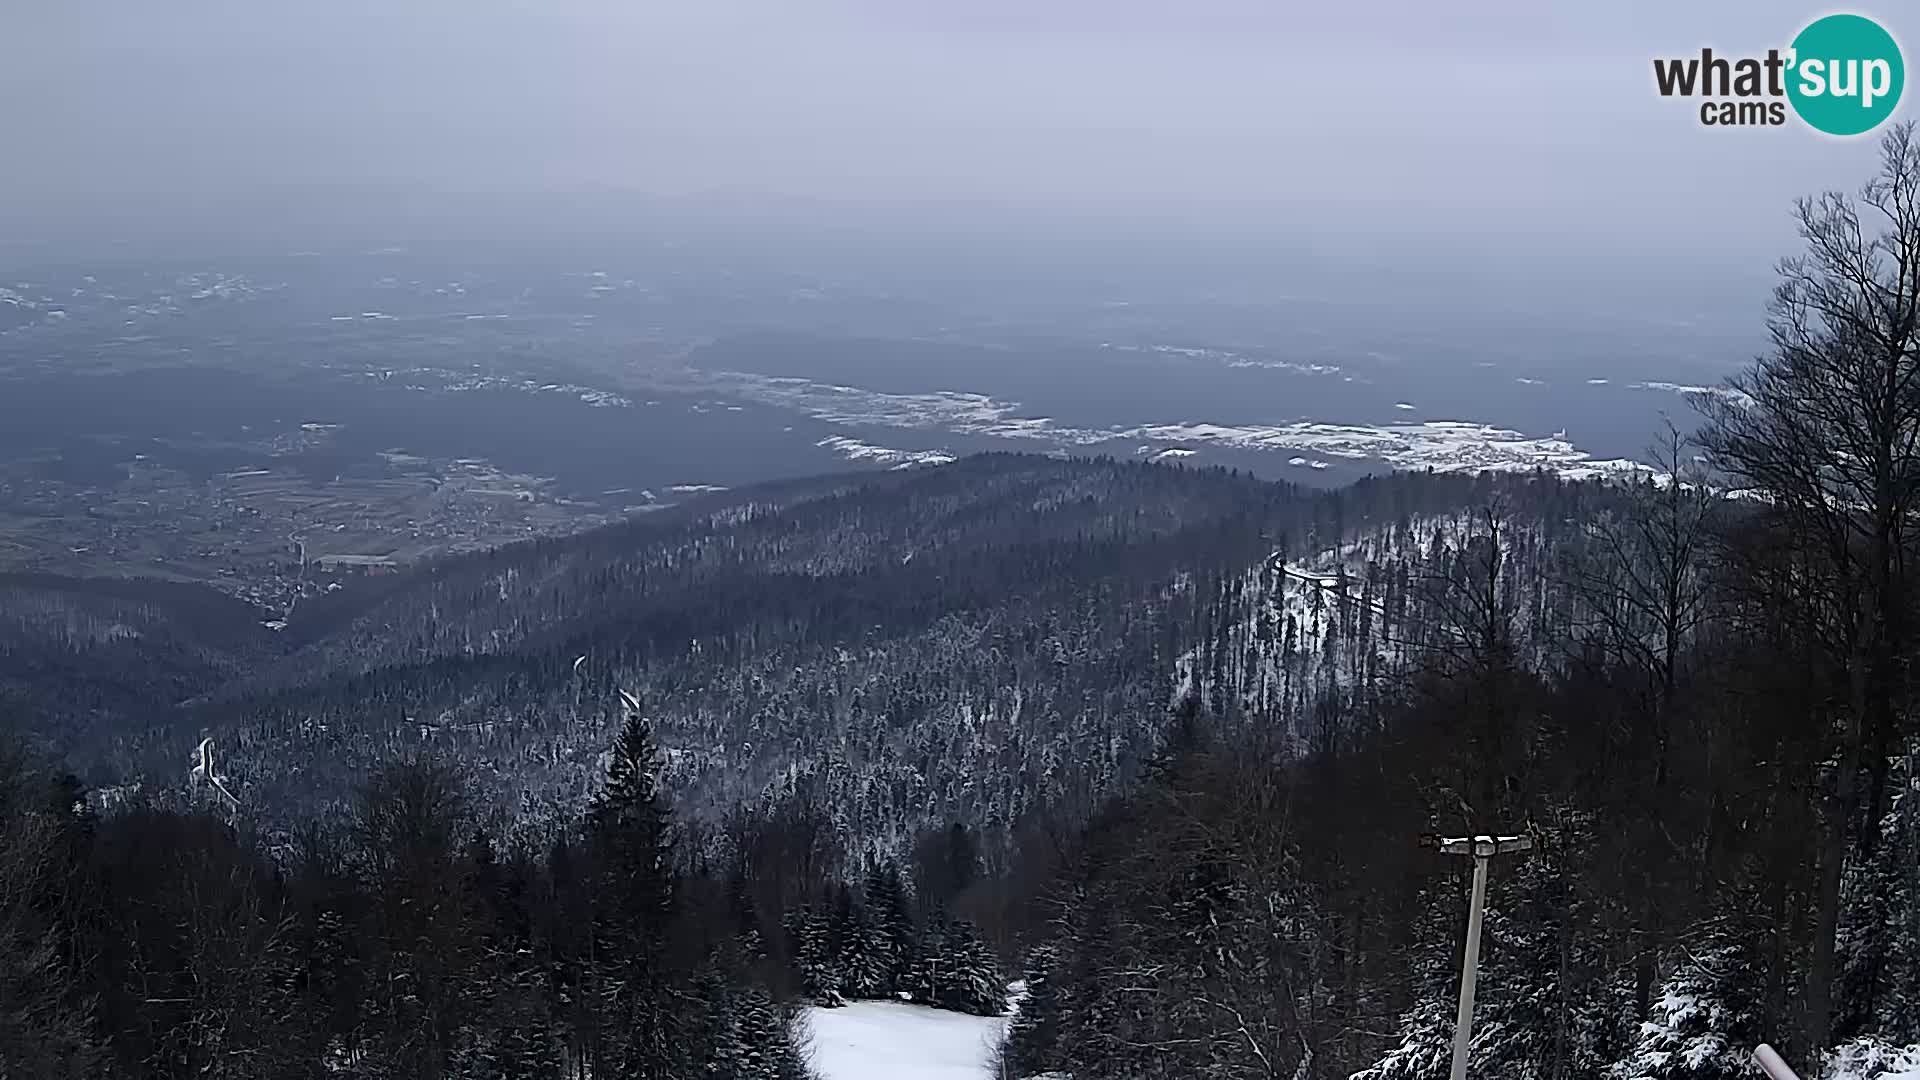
[14,127,1920,1080]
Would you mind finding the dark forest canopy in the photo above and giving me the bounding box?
[3,455,1549,843]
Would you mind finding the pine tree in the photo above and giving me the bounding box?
[1838,749,1920,1039]
[1352,993,1459,1080]
[587,693,685,1077]
[590,697,675,936]
[939,919,1006,1016]
[457,835,562,1080]
[1609,939,1762,1080]
[690,963,749,1080]
[913,822,980,917]
[727,863,770,976]
[352,759,483,1079]
[1005,943,1063,1076]
[786,907,844,1007]
[863,861,918,995]
[907,916,947,1005]
[688,941,812,1080]
[839,905,893,1000]
[1352,875,1465,1080]
[0,775,100,1078]
[736,987,812,1080]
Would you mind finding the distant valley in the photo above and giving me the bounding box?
[0,250,1751,609]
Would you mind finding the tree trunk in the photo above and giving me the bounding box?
[1807,650,1869,1060]
[1764,855,1793,1057]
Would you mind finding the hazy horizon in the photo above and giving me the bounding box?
[5,2,1910,278]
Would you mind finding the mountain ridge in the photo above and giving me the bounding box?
[2,453,1612,855]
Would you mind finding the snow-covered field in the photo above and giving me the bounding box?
[805,1001,1010,1080]
[709,369,1655,479]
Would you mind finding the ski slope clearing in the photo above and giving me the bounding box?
[806,1001,1010,1080]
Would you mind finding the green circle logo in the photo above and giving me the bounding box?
[1787,14,1904,136]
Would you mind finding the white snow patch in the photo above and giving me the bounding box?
[1630,381,1754,408]
[1587,378,1610,385]
[715,372,1651,479]
[805,1001,1009,1080]
[1145,344,1231,360]
[817,435,958,470]
[1394,402,1417,410]
[1127,419,1646,479]
[1828,1038,1920,1080]
[1103,343,1342,375]
[427,372,630,408]
[1221,357,1344,375]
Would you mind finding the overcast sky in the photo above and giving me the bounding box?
[1,0,1908,270]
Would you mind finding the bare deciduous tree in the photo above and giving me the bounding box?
[1698,120,1920,1056]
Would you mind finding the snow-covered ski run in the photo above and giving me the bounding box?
[805,1000,1011,1080]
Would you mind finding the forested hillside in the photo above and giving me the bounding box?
[0,453,1635,1079]
[1,451,1587,1078]
[8,454,1555,853]
[0,573,278,770]
[1000,126,1920,1080]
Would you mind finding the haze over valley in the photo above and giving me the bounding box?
[0,223,1764,606]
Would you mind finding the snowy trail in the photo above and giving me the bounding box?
[805,1001,1010,1080]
